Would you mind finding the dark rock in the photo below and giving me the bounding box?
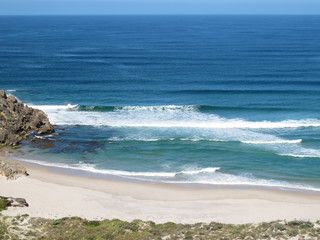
[0,90,54,147]
[0,196,28,208]
[7,197,29,207]
[0,160,28,180]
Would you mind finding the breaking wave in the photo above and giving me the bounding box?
[13,157,320,192]
[29,104,78,111]
[28,103,320,158]
[108,136,303,145]
[13,157,219,177]
[30,104,320,129]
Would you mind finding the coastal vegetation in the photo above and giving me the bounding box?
[0,197,8,211]
[0,214,319,240]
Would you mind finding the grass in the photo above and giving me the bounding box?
[0,220,7,239]
[0,215,319,240]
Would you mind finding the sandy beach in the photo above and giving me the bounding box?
[0,157,319,224]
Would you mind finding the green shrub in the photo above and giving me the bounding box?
[287,220,314,228]
[84,220,101,227]
[0,197,8,211]
[52,219,63,226]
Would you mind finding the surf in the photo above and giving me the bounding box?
[30,104,320,129]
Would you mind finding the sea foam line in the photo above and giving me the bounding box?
[12,157,219,177]
[110,137,302,144]
[162,179,320,192]
[115,105,198,111]
[241,139,302,144]
[100,121,320,129]
[43,114,320,129]
[29,104,78,110]
[12,157,320,192]
[279,154,320,158]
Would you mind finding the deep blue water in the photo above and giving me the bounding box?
[1,15,320,191]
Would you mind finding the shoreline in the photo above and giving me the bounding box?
[9,155,320,196]
[5,150,320,194]
[1,154,320,224]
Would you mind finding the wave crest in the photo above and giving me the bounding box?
[25,103,320,158]
[115,105,199,112]
[29,104,320,129]
[31,104,78,111]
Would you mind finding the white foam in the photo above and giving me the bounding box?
[180,167,220,175]
[34,136,47,140]
[108,136,162,142]
[30,104,78,111]
[106,120,320,129]
[30,104,320,158]
[242,139,302,144]
[127,138,160,142]
[180,138,231,142]
[181,138,201,142]
[108,137,304,146]
[13,157,219,178]
[38,105,320,129]
[115,105,198,112]
[33,134,55,140]
[81,167,221,177]
[279,154,320,158]
[6,89,16,92]
[165,172,320,192]
[107,135,320,158]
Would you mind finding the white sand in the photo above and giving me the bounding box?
[1,161,320,224]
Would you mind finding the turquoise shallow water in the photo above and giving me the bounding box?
[1,15,320,191]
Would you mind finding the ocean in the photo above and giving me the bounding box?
[1,15,320,191]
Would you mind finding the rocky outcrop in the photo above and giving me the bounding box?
[0,159,28,180]
[0,196,28,210]
[0,90,54,147]
[6,197,29,207]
